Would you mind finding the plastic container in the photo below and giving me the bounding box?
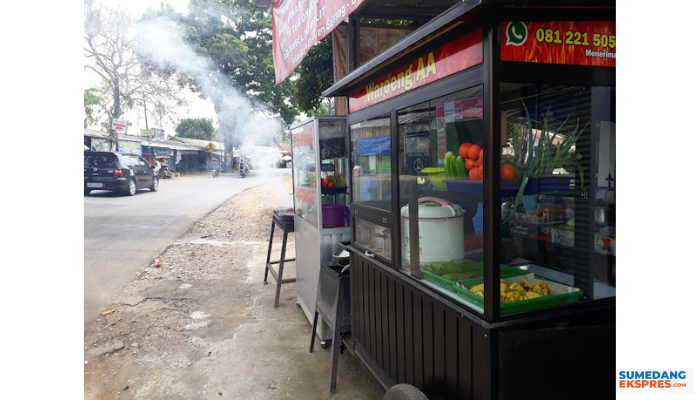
[454,273,582,314]
[421,260,529,291]
[444,179,522,195]
[322,204,346,228]
[525,175,574,192]
[420,167,447,189]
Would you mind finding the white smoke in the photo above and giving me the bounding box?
[134,13,284,157]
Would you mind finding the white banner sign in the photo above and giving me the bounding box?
[112,119,128,133]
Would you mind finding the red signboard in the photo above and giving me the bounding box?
[500,21,616,67]
[272,0,367,85]
[348,29,483,113]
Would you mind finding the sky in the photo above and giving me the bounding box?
[85,0,219,138]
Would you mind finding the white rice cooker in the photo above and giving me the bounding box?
[401,197,464,265]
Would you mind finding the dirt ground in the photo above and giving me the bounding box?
[83,175,386,399]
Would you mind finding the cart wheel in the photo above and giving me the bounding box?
[320,340,331,349]
[384,384,429,400]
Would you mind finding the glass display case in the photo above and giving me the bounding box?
[290,116,352,329]
[325,3,615,397]
[345,36,616,319]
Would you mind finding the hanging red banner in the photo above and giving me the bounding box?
[500,21,616,67]
[348,29,483,113]
[272,0,367,85]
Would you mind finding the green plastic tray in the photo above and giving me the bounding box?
[454,273,582,314]
[421,260,528,292]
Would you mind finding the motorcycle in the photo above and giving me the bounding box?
[211,165,220,178]
[238,156,250,178]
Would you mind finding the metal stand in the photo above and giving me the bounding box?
[309,263,352,392]
[264,209,296,308]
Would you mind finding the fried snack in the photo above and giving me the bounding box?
[531,282,551,296]
[470,279,552,303]
[519,280,531,291]
[507,282,526,293]
[524,291,543,300]
[505,291,524,303]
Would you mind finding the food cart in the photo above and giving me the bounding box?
[290,116,352,336]
[321,1,616,398]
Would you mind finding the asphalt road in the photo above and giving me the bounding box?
[83,168,292,328]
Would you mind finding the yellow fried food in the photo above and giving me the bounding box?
[507,282,526,293]
[519,280,531,291]
[500,282,509,293]
[500,292,507,304]
[469,283,484,293]
[531,282,551,296]
[505,291,524,303]
[524,291,543,300]
[472,291,484,298]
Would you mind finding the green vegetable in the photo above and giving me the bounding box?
[444,151,455,178]
[505,100,589,223]
[455,156,467,179]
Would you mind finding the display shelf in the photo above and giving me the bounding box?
[321,187,348,195]
[444,175,576,196]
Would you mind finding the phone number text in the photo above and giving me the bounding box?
[535,28,615,49]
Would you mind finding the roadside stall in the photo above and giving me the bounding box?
[290,116,352,337]
[321,1,616,398]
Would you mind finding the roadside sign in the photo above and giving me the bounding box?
[112,119,128,133]
[140,129,155,137]
[206,142,216,151]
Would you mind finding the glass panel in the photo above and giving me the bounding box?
[351,115,392,211]
[291,121,318,227]
[398,86,486,313]
[354,218,392,262]
[499,84,616,314]
[319,119,349,207]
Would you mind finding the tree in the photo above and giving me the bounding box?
[174,118,215,140]
[84,3,186,144]
[84,88,102,128]
[294,36,333,115]
[179,0,298,132]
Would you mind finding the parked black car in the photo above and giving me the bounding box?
[84,151,159,196]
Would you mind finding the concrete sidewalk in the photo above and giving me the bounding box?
[84,176,386,399]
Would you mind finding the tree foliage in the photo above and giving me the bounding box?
[84,3,186,141]
[294,36,333,115]
[178,0,299,126]
[84,88,102,128]
[175,118,215,140]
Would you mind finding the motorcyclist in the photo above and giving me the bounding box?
[210,159,220,177]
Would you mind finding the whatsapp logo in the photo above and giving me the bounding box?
[506,22,528,46]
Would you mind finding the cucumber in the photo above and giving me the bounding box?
[445,151,455,177]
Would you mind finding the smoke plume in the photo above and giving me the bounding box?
[134,10,283,157]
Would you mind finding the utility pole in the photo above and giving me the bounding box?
[144,101,152,163]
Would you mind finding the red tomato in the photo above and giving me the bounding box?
[459,142,473,159]
[328,181,335,188]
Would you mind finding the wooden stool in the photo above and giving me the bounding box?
[264,209,296,308]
